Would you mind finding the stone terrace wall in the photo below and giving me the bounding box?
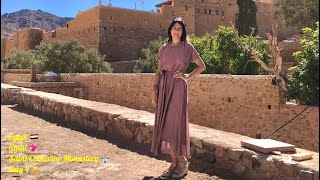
[2,73,319,152]
[1,83,319,180]
[109,60,138,73]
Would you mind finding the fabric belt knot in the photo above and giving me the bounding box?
[160,70,174,76]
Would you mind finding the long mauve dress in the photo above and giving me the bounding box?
[150,42,200,160]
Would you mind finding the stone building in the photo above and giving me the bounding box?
[1,0,298,64]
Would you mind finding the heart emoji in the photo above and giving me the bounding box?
[29,143,37,151]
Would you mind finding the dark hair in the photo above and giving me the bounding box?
[167,17,187,44]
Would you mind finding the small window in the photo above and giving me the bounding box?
[51,31,56,37]
[209,10,211,14]
[229,3,231,7]
[109,16,112,20]
[66,24,69,28]
[104,27,106,30]
[221,10,224,16]
[185,5,188,11]
[204,9,207,14]
[202,0,204,2]
[94,28,96,31]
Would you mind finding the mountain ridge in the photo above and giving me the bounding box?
[1,9,74,39]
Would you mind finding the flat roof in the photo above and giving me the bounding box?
[155,0,172,7]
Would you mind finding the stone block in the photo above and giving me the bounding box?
[140,126,151,138]
[201,152,215,164]
[233,162,247,176]
[228,148,244,161]
[251,155,261,169]
[80,107,91,118]
[215,146,227,158]
[241,158,253,170]
[275,159,299,177]
[259,158,277,172]
[106,125,113,134]
[83,119,90,127]
[299,170,314,180]
[135,129,143,144]
[89,120,98,129]
[248,171,276,180]
[120,127,133,140]
[214,157,234,170]
[191,137,203,149]
[202,141,216,152]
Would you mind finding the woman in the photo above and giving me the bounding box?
[150,17,206,178]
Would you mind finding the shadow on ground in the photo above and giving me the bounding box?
[8,104,238,180]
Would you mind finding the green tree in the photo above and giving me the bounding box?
[35,39,112,73]
[287,22,319,105]
[274,0,319,30]
[133,37,166,73]
[188,26,270,75]
[1,39,112,73]
[236,0,258,36]
[135,26,271,75]
[1,49,38,69]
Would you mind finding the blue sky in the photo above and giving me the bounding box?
[1,0,165,17]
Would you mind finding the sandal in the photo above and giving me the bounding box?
[172,161,189,178]
[159,162,177,179]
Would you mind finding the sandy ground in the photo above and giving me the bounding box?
[1,105,233,180]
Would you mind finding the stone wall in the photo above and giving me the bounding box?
[255,2,298,41]
[1,28,44,59]
[109,60,138,73]
[10,81,80,98]
[43,6,100,50]
[1,83,319,180]
[279,42,302,76]
[194,0,238,36]
[98,6,168,61]
[1,1,299,61]
[3,73,318,152]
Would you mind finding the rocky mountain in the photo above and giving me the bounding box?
[1,9,74,38]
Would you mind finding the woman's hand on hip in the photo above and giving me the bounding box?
[152,90,157,108]
[173,71,189,81]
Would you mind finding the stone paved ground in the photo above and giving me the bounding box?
[1,105,231,180]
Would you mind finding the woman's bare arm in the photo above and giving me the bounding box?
[187,57,206,79]
[153,60,162,92]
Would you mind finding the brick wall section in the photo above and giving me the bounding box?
[1,83,319,180]
[3,73,319,152]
